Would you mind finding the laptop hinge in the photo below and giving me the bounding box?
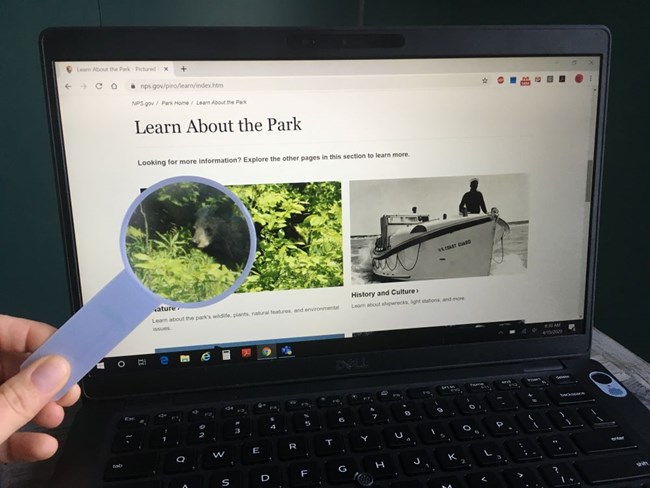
[522,359,565,373]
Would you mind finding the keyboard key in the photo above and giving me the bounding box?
[538,463,581,487]
[547,386,594,405]
[572,428,637,453]
[466,471,502,488]
[169,475,203,488]
[326,457,358,484]
[435,445,471,471]
[378,389,403,402]
[104,452,158,481]
[522,377,549,388]
[517,390,549,409]
[317,395,342,408]
[221,404,248,418]
[575,453,650,484]
[327,407,356,429]
[149,425,181,448]
[222,418,252,440]
[250,466,282,488]
[241,439,273,465]
[399,449,434,475]
[466,382,492,393]
[188,408,216,422]
[549,374,577,385]
[578,405,616,428]
[359,405,389,425]
[494,379,520,390]
[153,410,182,425]
[314,433,346,456]
[516,412,552,433]
[437,384,463,396]
[455,395,486,415]
[486,392,519,412]
[258,414,287,436]
[210,470,242,488]
[107,482,162,488]
[288,461,321,488]
[348,392,374,405]
[112,430,144,453]
[483,415,519,437]
[547,409,583,430]
[118,415,148,430]
[391,402,423,422]
[538,434,577,458]
[502,467,544,488]
[418,421,452,444]
[286,399,312,411]
[505,438,543,462]
[429,476,463,488]
[383,425,417,448]
[278,436,309,460]
[450,418,485,441]
[163,448,198,474]
[424,399,455,418]
[363,453,398,479]
[392,480,423,488]
[254,401,280,414]
[470,442,507,467]
[293,411,323,432]
[349,429,383,452]
[203,445,235,469]
[407,387,433,399]
[187,421,217,444]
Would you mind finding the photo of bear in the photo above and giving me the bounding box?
[125,182,251,303]
[125,180,344,298]
[192,205,250,271]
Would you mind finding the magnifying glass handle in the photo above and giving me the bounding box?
[22,270,159,400]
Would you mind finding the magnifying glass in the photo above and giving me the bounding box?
[22,176,256,400]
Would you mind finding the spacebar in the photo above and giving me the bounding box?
[576,453,650,484]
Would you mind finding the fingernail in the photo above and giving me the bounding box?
[30,356,69,393]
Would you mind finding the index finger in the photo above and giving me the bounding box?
[0,315,57,354]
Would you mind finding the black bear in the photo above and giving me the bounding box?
[192,204,251,270]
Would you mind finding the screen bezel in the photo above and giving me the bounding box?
[40,26,610,399]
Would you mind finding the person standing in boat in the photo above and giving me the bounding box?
[459,177,487,215]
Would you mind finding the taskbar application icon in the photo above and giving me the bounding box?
[279,344,294,359]
[257,344,277,360]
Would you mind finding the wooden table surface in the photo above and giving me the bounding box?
[1,328,649,488]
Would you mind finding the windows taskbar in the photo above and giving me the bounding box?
[90,319,584,374]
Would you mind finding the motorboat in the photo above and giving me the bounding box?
[371,208,509,281]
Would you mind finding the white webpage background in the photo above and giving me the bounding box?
[54,58,599,356]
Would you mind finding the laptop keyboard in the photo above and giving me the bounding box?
[102,374,650,488]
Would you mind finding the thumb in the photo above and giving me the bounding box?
[0,355,71,444]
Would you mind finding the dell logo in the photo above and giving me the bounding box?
[336,357,369,372]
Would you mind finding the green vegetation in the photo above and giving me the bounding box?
[126,226,238,303]
[232,182,343,292]
[124,181,344,300]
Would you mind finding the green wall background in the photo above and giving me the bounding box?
[1,0,648,360]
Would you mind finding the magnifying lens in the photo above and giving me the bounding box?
[22,176,256,400]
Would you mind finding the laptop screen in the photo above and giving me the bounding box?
[51,52,601,377]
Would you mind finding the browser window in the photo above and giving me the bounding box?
[54,57,599,362]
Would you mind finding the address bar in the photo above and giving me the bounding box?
[132,80,225,92]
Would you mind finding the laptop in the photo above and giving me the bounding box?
[40,26,650,487]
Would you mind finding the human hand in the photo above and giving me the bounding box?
[0,314,81,462]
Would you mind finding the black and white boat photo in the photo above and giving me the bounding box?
[350,174,529,284]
